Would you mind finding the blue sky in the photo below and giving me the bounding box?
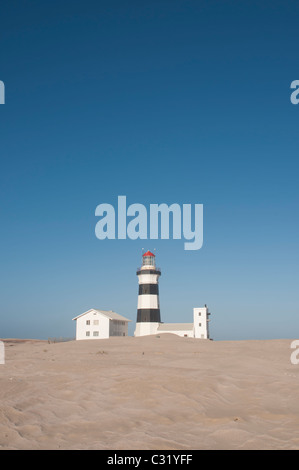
[0,0,298,340]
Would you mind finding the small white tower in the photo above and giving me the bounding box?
[193,305,211,339]
[134,250,161,337]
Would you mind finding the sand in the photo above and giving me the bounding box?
[0,335,298,450]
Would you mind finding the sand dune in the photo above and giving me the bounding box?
[0,335,298,450]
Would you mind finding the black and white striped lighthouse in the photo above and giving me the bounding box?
[134,250,162,336]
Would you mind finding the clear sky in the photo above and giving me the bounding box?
[0,0,298,340]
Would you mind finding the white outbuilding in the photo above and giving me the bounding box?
[135,306,211,338]
[72,309,131,340]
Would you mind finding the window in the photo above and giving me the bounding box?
[199,323,201,327]
[86,331,90,337]
[93,331,99,337]
[93,320,99,325]
[86,320,90,325]
[198,312,201,316]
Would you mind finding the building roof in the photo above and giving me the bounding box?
[72,309,131,322]
[143,250,155,257]
[157,323,194,331]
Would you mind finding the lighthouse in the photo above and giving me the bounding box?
[134,250,162,337]
[133,250,211,338]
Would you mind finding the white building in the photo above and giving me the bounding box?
[135,306,210,338]
[73,309,131,340]
[193,307,210,339]
[134,251,211,339]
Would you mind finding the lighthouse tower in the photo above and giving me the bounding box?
[134,250,161,337]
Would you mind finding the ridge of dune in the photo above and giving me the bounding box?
[0,335,298,450]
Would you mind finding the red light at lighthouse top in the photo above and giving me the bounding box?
[142,250,156,267]
[143,251,155,257]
